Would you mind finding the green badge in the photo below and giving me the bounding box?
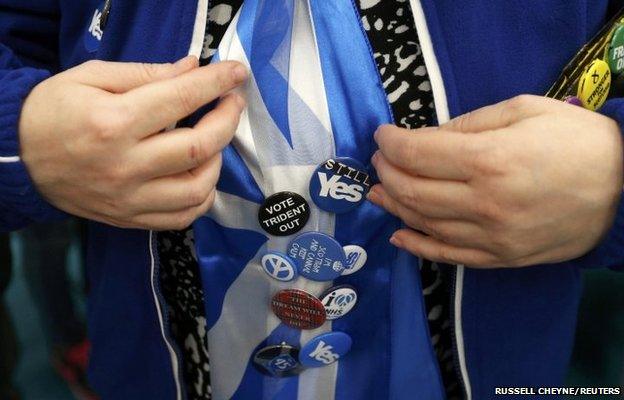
[608,25,624,75]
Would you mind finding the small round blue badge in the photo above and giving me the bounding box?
[287,232,347,281]
[261,252,298,282]
[299,332,353,368]
[309,158,371,214]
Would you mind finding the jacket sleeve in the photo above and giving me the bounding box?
[0,44,65,232]
[565,98,624,271]
[0,0,65,232]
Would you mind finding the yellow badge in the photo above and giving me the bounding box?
[577,59,612,111]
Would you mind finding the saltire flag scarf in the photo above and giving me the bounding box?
[193,0,446,398]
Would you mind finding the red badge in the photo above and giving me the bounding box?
[271,289,327,330]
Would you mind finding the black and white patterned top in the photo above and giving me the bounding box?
[158,1,461,399]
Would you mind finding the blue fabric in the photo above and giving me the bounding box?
[0,1,624,399]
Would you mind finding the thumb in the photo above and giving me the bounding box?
[442,95,548,133]
[70,56,199,93]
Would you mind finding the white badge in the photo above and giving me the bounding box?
[341,245,367,276]
[321,286,358,320]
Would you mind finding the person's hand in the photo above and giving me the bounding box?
[368,95,624,267]
[19,56,248,230]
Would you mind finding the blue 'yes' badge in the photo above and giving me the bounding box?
[299,332,353,368]
[287,232,347,282]
[309,158,371,214]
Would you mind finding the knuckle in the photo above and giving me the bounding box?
[83,59,106,72]
[175,83,198,116]
[506,94,533,112]
[88,102,134,141]
[401,184,422,207]
[186,184,210,208]
[470,142,507,176]
[189,135,210,167]
[137,63,166,83]
[473,200,505,224]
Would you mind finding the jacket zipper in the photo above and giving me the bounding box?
[450,266,472,400]
[406,0,472,398]
[149,231,187,400]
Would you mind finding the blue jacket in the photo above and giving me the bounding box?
[2,1,624,399]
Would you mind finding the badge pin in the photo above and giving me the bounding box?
[261,252,298,282]
[287,232,347,282]
[309,158,371,214]
[299,332,353,368]
[271,289,327,330]
[253,343,302,377]
[320,285,358,320]
[258,192,311,236]
[341,245,368,276]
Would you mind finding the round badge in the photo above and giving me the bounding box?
[271,289,327,330]
[320,285,358,320]
[341,245,368,276]
[261,252,298,282]
[309,158,371,214]
[253,343,302,377]
[299,332,353,368]
[258,192,310,236]
[608,25,624,75]
[287,232,347,282]
[83,1,109,53]
[577,58,611,111]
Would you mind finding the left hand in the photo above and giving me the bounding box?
[368,95,624,268]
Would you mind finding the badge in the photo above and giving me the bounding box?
[577,58,611,111]
[309,158,371,214]
[299,332,353,368]
[261,252,298,282]
[253,343,302,377]
[258,192,310,236]
[287,232,347,281]
[341,245,368,276]
[320,285,358,320]
[83,1,111,53]
[608,25,624,75]
[271,289,327,330]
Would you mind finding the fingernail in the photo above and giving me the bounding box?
[232,64,249,82]
[374,127,382,143]
[366,185,382,204]
[371,151,380,166]
[390,234,402,248]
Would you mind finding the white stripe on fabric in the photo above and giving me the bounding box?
[408,0,450,124]
[149,230,183,400]
[189,0,209,58]
[454,264,471,400]
[0,156,20,163]
[408,1,472,398]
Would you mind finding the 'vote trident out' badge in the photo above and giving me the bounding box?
[258,192,311,236]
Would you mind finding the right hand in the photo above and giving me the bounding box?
[19,56,248,230]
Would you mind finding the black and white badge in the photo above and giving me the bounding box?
[320,285,358,320]
[309,158,371,214]
[258,192,310,236]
